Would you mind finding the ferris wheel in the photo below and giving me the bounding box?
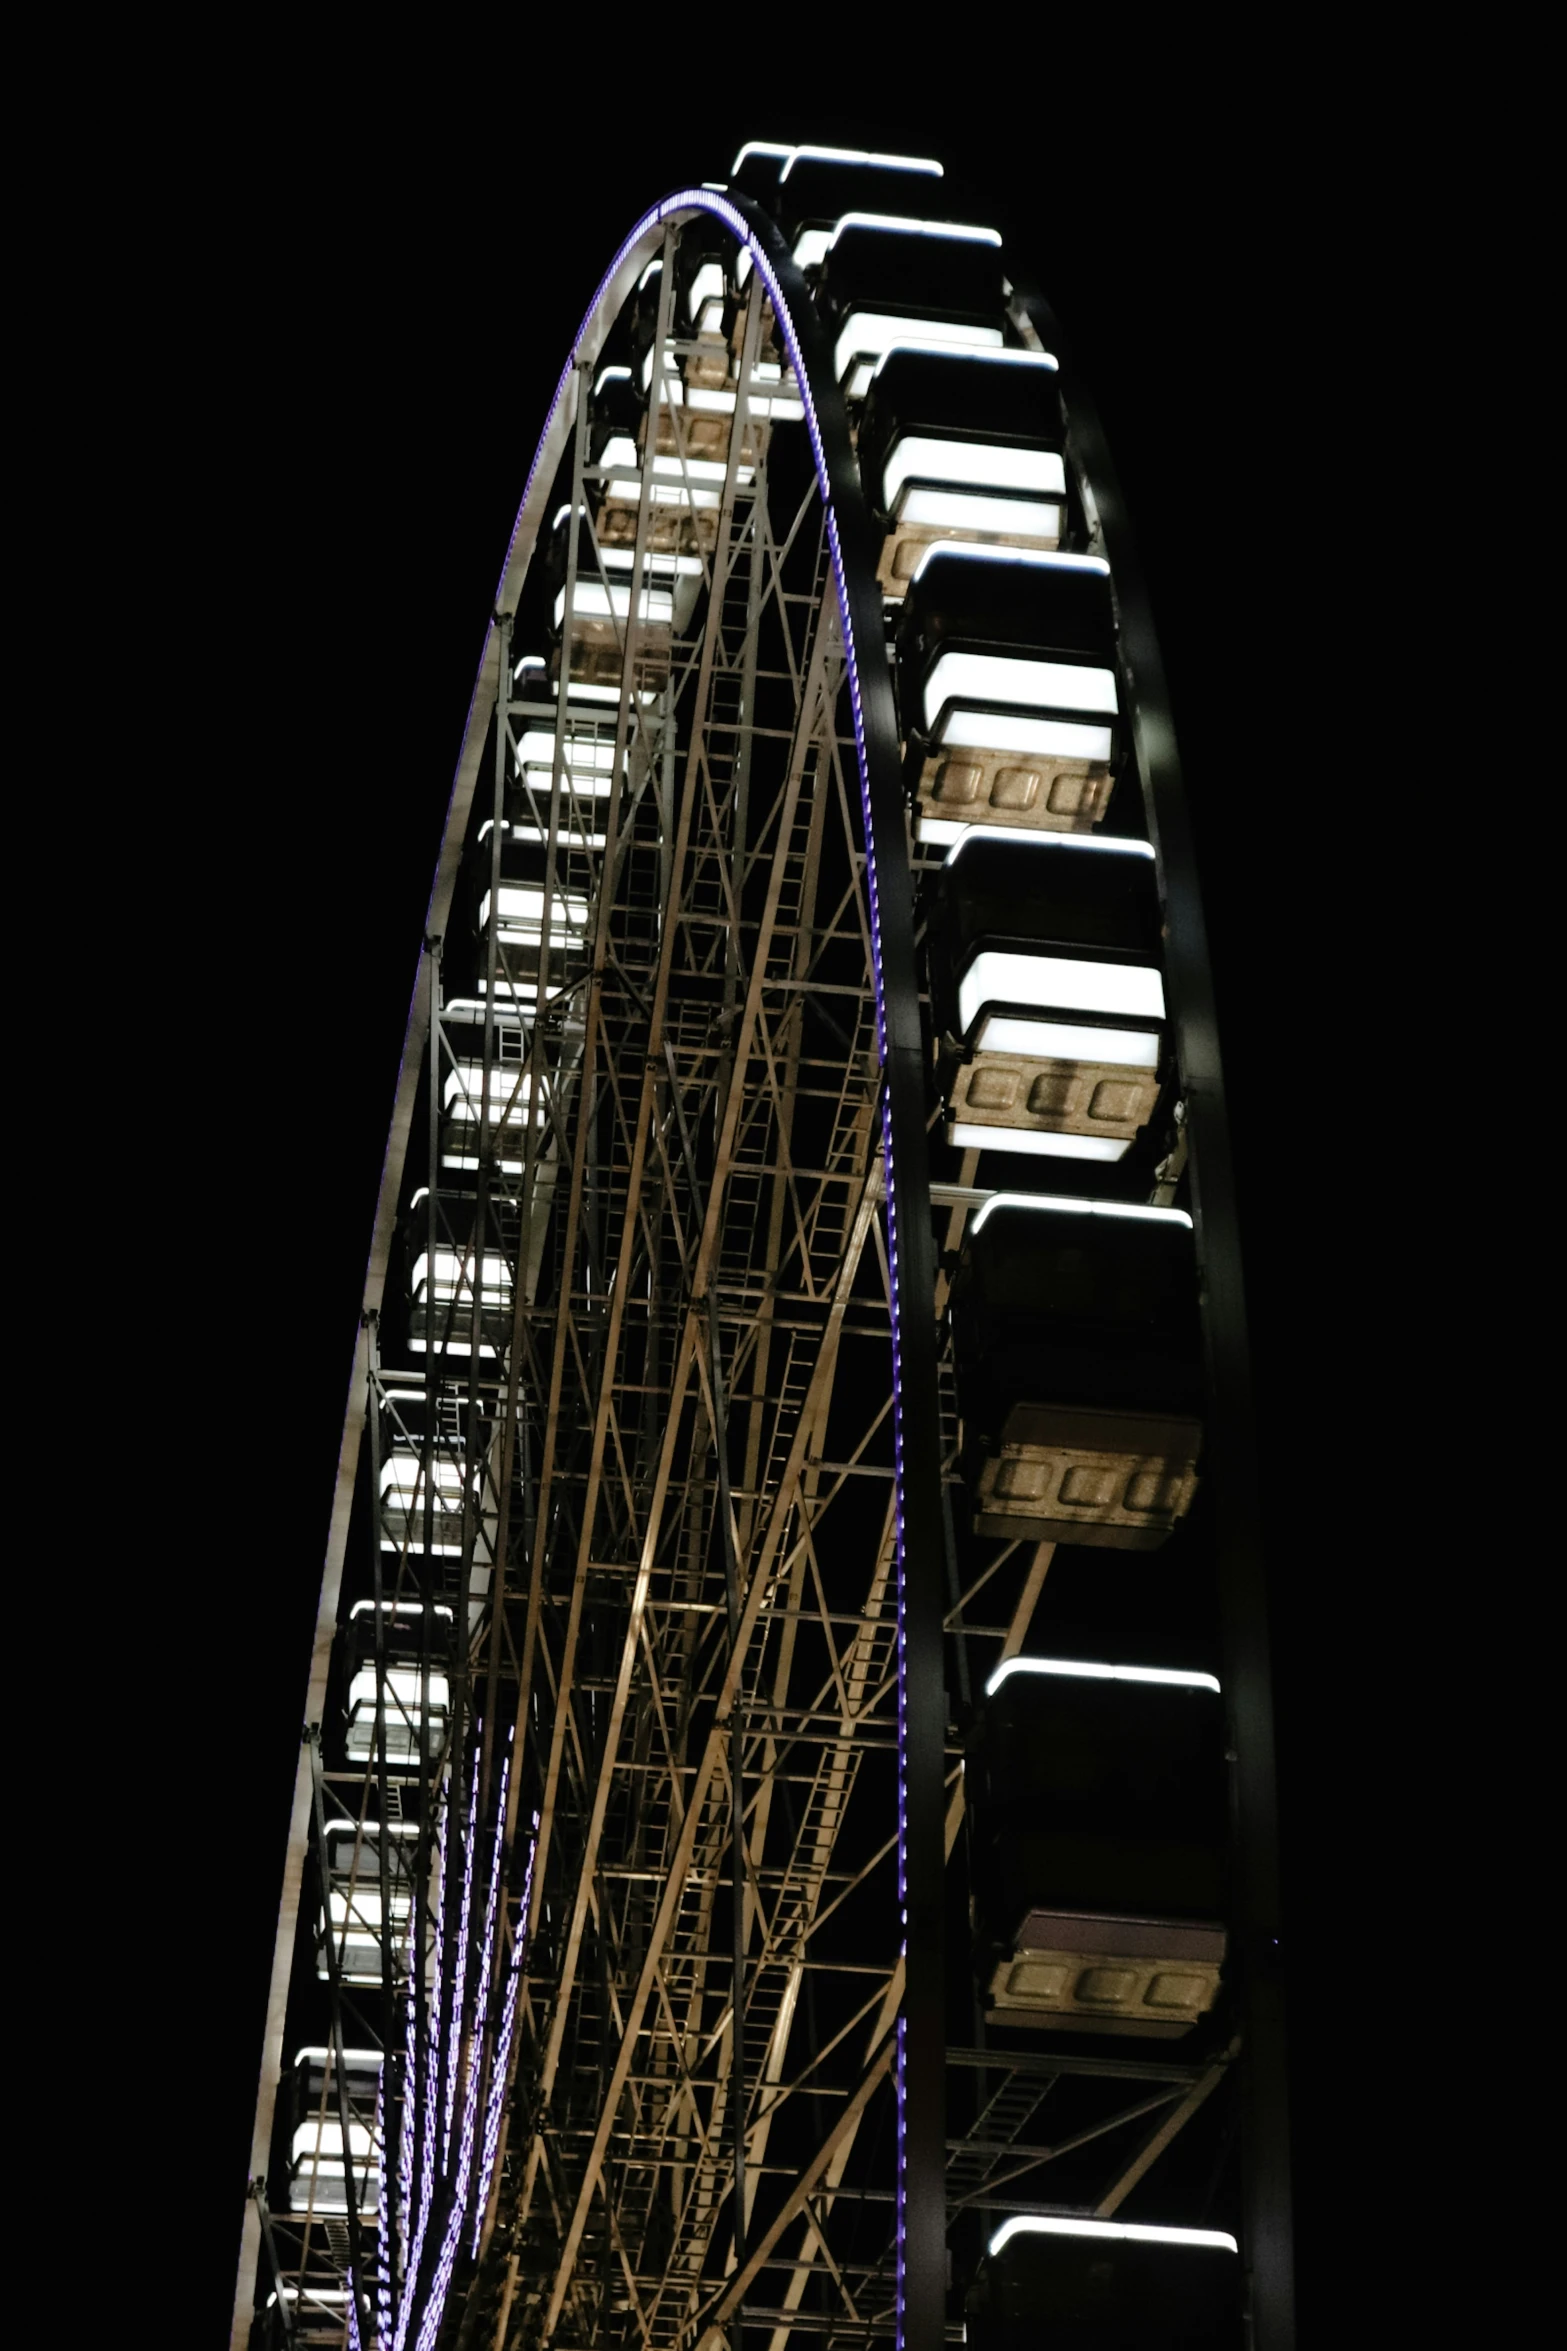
[232,139,1294,2351]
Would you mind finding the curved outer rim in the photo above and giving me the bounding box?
[1004,266,1294,2342]
[234,191,1292,2351]
[232,185,948,2351]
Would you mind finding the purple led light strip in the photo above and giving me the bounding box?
[410,1745,518,2351]
[395,1783,448,2351]
[378,1739,534,2351]
[442,1745,481,2172]
[474,1806,538,2255]
[375,2062,391,2348]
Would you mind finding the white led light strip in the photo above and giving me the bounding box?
[988,2215,1238,2256]
[968,1191,1192,1234]
[985,1657,1220,1697]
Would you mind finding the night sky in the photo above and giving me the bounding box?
[160,93,1392,2341]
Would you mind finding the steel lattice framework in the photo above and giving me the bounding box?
[233,160,1292,2351]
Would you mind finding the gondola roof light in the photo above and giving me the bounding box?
[883,439,1066,503]
[349,1600,454,1621]
[968,1193,1192,1235]
[924,652,1118,730]
[793,213,1000,272]
[380,1453,465,1493]
[987,2215,1236,2256]
[779,145,943,178]
[985,1657,1221,1697]
[837,317,1004,396]
[956,950,1163,1032]
[944,828,1154,866]
[947,1125,1134,1162]
[910,543,1111,583]
[518,729,617,771]
[972,1016,1160,1065]
[871,345,1058,381]
[828,213,1000,249]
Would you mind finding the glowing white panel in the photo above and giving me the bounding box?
[917,814,977,846]
[968,1192,1192,1234]
[685,383,806,421]
[518,730,615,770]
[592,364,631,395]
[326,1820,419,1848]
[958,953,1164,1033]
[988,1656,1219,1693]
[597,437,752,496]
[554,580,674,628]
[731,140,794,170]
[898,487,1063,537]
[872,345,1057,382]
[686,260,724,320]
[638,342,684,398]
[830,212,1000,249]
[291,2121,375,2166]
[925,652,1118,729]
[327,1889,410,1923]
[939,711,1113,759]
[838,314,1005,393]
[347,1667,452,1713]
[348,1601,454,1622]
[508,824,607,848]
[973,1014,1161,1065]
[913,543,1109,583]
[793,215,1000,272]
[791,227,834,272]
[779,145,942,177]
[884,438,1066,505]
[379,1454,464,1498]
[479,885,589,940]
[598,546,704,579]
[947,828,1152,862]
[948,1123,1131,1162]
[443,1066,542,1116]
[988,2215,1236,2256]
[409,1250,512,1305]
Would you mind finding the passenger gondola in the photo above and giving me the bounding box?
[966,1655,1227,2035]
[926,830,1166,1161]
[950,1194,1202,1547]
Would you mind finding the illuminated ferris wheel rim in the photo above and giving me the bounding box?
[236,160,1289,2351]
